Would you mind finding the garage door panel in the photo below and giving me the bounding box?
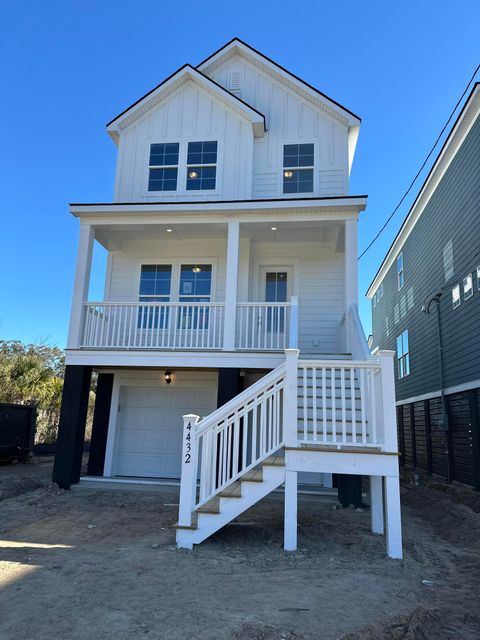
[115,382,217,479]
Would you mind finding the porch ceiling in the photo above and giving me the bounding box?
[94,220,344,250]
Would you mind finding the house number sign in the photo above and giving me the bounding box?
[184,422,192,463]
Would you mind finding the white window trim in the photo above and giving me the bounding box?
[452,284,461,309]
[145,139,221,196]
[463,273,473,300]
[136,258,218,304]
[396,329,410,379]
[397,252,404,291]
[279,139,316,197]
[147,142,180,194]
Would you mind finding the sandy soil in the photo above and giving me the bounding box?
[0,459,479,640]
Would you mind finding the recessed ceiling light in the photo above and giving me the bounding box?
[271,226,277,231]
[166,228,173,233]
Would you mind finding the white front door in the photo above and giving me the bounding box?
[114,384,217,478]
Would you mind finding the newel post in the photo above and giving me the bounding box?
[178,414,200,527]
[378,350,397,452]
[289,296,299,348]
[284,349,299,447]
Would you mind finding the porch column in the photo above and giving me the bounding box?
[385,475,403,559]
[67,223,94,348]
[344,219,358,309]
[87,373,114,476]
[370,475,384,534]
[223,220,240,350]
[284,469,298,551]
[53,365,92,489]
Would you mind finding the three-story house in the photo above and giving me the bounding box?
[53,39,402,557]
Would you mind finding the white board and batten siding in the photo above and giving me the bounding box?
[113,58,350,203]
[114,80,254,202]
[205,56,350,199]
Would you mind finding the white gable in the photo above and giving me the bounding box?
[114,78,255,202]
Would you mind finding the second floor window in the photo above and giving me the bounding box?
[283,143,314,194]
[396,329,410,379]
[397,252,404,290]
[148,143,179,191]
[186,141,217,190]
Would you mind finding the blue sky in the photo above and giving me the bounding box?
[1,0,479,347]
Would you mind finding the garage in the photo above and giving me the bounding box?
[113,372,218,479]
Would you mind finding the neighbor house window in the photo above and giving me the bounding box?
[379,283,384,297]
[138,265,172,328]
[148,143,179,191]
[186,141,217,190]
[463,274,473,300]
[396,330,410,379]
[283,143,314,193]
[443,239,454,281]
[477,266,480,291]
[397,252,404,290]
[452,284,461,309]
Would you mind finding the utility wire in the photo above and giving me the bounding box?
[358,63,480,260]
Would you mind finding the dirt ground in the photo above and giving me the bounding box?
[0,459,479,640]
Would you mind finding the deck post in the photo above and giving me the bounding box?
[284,469,298,551]
[384,474,403,559]
[378,350,397,452]
[67,223,94,349]
[288,296,299,348]
[370,475,384,534]
[284,348,299,447]
[178,414,200,542]
[223,220,240,351]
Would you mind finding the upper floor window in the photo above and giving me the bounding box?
[396,329,410,379]
[477,266,480,291]
[148,143,179,191]
[397,252,404,290]
[186,141,217,190]
[463,274,473,300]
[379,283,384,298]
[452,284,461,309]
[283,144,314,194]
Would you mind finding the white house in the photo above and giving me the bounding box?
[53,38,402,558]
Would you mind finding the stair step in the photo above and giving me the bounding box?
[196,497,220,515]
[218,482,242,499]
[262,455,285,467]
[241,469,263,483]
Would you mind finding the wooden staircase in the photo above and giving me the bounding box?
[176,456,285,548]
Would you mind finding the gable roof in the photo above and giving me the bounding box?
[366,82,480,299]
[197,38,361,124]
[106,64,266,143]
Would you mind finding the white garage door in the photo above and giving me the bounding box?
[115,384,217,479]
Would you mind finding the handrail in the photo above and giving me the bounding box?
[345,304,372,360]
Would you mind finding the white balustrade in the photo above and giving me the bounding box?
[236,302,291,351]
[297,358,383,448]
[82,302,225,350]
[189,366,286,512]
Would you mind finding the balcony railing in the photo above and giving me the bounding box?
[81,300,297,351]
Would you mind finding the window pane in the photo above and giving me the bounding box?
[179,265,212,298]
[405,354,410,376]
[283,143,314,168]
[402,330,409,354]
[148,167,178,191]
[186,166,217,190]
[396,335,403,357]
[187,141,217,165]
[149,143,179,166]
[283,168,313,193]
[139,265,172,297]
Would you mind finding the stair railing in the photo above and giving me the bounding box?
[178,363,287,527]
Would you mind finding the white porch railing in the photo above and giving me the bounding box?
[236,299,297,351]
[81,298,298,351]
[82,302,225,350]
[297,359,382,447]
[178,365,286,525]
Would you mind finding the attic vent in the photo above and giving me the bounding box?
[229,70,241,96]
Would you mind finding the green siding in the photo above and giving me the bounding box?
[371,114,480,402]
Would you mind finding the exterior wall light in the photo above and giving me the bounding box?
[164,370,173,384]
